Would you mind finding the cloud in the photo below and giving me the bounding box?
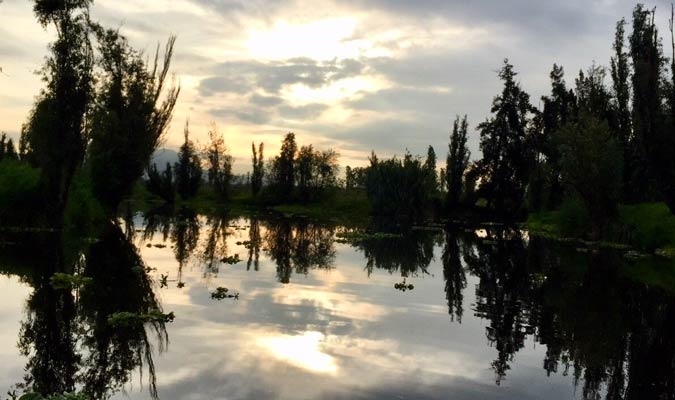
[278,103,328,120]
[209,107,271,124]
[249,94,284,107]
[198,58,366,96]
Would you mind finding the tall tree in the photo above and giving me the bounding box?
[174,121,202,200]
[628,4,666,203]
[271,133,297,200]
[611,18,632,163]
[446,115,470,209]
[424,145,438,192]
[204,123,233,201]
[539,64,576,209]
[558,114,623,240]
[87,29,179,214]
[477,60,537,216]
[23,0,94,227]
[251,142,264,196]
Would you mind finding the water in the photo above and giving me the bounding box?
[1,210,674,400]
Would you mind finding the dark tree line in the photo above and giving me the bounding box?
[259,132,340,204]
[348,4,675,232]
[144,122,234,204]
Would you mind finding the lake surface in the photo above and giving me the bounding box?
[1,210,675,400]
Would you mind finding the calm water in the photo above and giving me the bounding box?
[1,210,675,400]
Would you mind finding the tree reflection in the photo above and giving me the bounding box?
[79,223,169,399]
[358,229,435,277]
[462,228,536,384]
[246,217,261,271]
[441,230,466,323]
[264,218,335,283]
[200,213,230,275]
[13,223,168,399]
[456,226,675,399]
[18,233,79,395]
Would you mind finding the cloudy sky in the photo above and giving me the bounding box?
[0,0,673,172]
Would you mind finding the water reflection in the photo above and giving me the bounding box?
[2,223,169,399]
[2,213,675,399]
[264,218,335,283]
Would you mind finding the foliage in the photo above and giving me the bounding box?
[0,160,40,224]
[22,0,93,227]
[0,133,19,162]
[49,273,93,290]
[365,151,436,221]
[211,287,239,300]
[106,310,175,328]
[270,132,297,201]
[174,121,202,200]
[538,64,576,209]
[204,124,233,201]
[251,142,264,196]
[558,113,623,239]
[87,29,179,214]
[445,115,470,209]
[17,393,87,400]
[295,145,339,202]
[344,166,367,190]
[477,60,538,217]
[146,162,175,204]
[619,203,675,252]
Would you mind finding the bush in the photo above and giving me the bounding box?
[558,195,591,237]
[619,203,675,251]
[0,160,40,225]
[64,171,106,231]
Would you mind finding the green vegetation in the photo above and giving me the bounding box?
[49,273,93,291]
[528,202,675,256]
[211,287,239,300]
[13,393,87,400]
[107,310,175,328]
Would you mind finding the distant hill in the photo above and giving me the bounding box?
[151,148,179,170]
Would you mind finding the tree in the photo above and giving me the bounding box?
[611,18,632,167]
[146,162,175,204]
[345,165,367,190]
[539,64,576,209]
[87,29,179,214]
[174,121,202,200]
[424,145,438,193]
[477,60,537,216]
[204,123,233,201]
[0,133,18,162]
[558,114,623,240]
[295,145,339,202]
[22,0,94,227]
[251,142,264,196]
[446,115,470,209]
[270,133,297,201]
[628,4,667,203]
[365,151,433,220]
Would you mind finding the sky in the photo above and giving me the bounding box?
[0,0,673,172]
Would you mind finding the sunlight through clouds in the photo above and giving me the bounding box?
[247,18,360,60]
[258,331,338,374]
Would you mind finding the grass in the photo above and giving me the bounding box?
[618,203,675,253]
[271,190,371,225]
[527,202,675,257]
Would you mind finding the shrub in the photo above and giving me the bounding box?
[619,203,675,251]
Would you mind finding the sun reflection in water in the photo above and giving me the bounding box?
[259,331,338,374]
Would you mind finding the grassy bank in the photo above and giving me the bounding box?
[128,183,371,225]
[527,202,675,256]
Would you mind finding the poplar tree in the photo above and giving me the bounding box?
[446,115,470,208]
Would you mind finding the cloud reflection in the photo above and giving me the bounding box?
[258,331,338,374]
